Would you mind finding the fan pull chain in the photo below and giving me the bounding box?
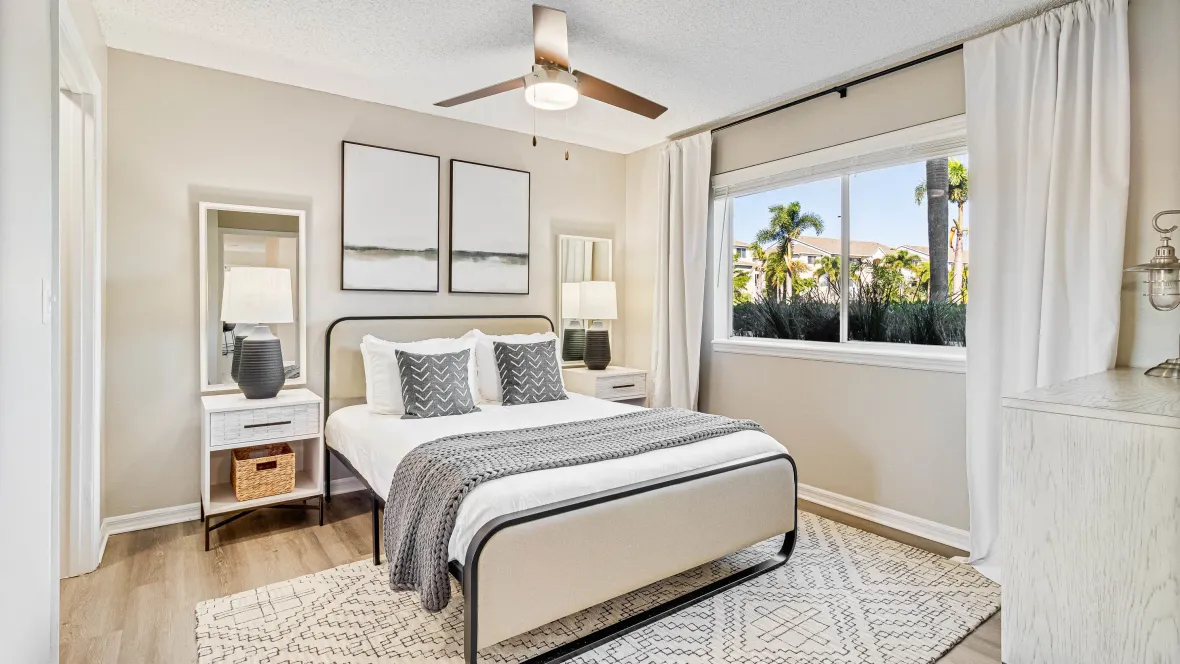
[532,106,537,147]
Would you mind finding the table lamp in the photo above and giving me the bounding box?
[221,266,294,398]
[561,282,585,362]
[579,281,617,370]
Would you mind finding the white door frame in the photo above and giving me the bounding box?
[58,1,104,577]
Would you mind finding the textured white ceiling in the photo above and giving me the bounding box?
[93,0,1060,154]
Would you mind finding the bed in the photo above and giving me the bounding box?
[323,315,798,663]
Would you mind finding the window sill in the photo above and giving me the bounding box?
[711,337,966,373]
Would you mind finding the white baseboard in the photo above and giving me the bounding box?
[95,479,368,566]
[98,502,202,565]
[798,483,970,552]
[100,481,951,574]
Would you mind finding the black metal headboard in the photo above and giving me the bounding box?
[322,314,555,426]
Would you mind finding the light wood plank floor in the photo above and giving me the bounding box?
[60,492,999,663]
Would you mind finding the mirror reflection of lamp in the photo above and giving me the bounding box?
[221,266,294,398]
[561,282,585,362]
[1125,210,1180,377]
[579,281,617,371]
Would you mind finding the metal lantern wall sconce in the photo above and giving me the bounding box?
[1125,209,1180,377]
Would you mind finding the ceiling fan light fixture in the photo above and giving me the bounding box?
[524,65,578,111]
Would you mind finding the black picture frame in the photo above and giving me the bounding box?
[340,141,441,292]
[448,159,531,295]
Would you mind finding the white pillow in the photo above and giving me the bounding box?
[360,334,478,415]
[464,329,562,403]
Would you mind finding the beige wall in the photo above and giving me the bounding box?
[104,51,627,518]
[699,355,969,527]
[712,50,966,175]
[1118,0,1180,368]
[622,144,662,373]
[696,51,973,529]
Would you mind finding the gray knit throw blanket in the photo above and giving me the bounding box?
[383,407,766,611]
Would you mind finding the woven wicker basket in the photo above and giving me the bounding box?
[231,443,296,502]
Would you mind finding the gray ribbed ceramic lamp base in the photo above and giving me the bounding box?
[562,328,586,362]
[236,325,286,399]
[230,335,246,382]
[229,324,255,382]
[583,329,611,370]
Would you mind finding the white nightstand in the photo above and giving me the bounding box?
[562,365,648,406]
[200,388,323,550]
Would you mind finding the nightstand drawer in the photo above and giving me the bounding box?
[595,373,646,400]
[209,402,320,448]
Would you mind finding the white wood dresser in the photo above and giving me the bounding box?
[1002,369,1180,663]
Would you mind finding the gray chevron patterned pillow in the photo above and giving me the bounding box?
[493,340,568,406]
[394,349,481,419]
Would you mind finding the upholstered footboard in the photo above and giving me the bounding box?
[458,451,797,660]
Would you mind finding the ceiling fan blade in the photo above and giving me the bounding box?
[573,71,667,119]
[532,4,569,69]
[434,77,525,108]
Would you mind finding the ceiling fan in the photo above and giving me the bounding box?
[434,4,667,119]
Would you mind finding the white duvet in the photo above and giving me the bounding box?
[325,393,787,562]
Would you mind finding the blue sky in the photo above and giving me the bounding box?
[732,155,969,251]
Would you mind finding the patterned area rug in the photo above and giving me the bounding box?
[195,512,998,663]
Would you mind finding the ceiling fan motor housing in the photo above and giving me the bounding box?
[524,64,579,110]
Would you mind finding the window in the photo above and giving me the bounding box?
[847,154,968,345]
[730,176,841,342]
[712,116,967,372]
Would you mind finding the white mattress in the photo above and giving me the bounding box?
[326,393,788,562]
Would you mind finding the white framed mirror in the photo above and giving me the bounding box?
[199,202,307,393]
[557,235,612,366]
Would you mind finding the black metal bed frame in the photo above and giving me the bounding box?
[322,314,798,664]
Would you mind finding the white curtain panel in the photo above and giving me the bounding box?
[963,0,1130,580]
[650,132,712,409]
[561,241,588,282]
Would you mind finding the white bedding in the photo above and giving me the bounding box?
[326,393,787,562]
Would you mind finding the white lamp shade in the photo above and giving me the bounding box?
[221,266,294,323]
[578,281,617,320]
[561,282,583,319]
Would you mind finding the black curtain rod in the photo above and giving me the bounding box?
[711,44,964,134]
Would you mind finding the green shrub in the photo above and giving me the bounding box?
[733,294,965,347]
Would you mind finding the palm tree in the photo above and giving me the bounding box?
[911,261,931,302]
[754,202,824,299]
[812,254,841,299]
[874,249,920,298]
[881,248,922,274]
[733,259,751,305]
[946,160,969,296]
[916,158,949,303]
[916,159,969,297]
[761,252,808,300]
[792,275,817,296]
[848,259,864,284]
[748,243,776,299]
